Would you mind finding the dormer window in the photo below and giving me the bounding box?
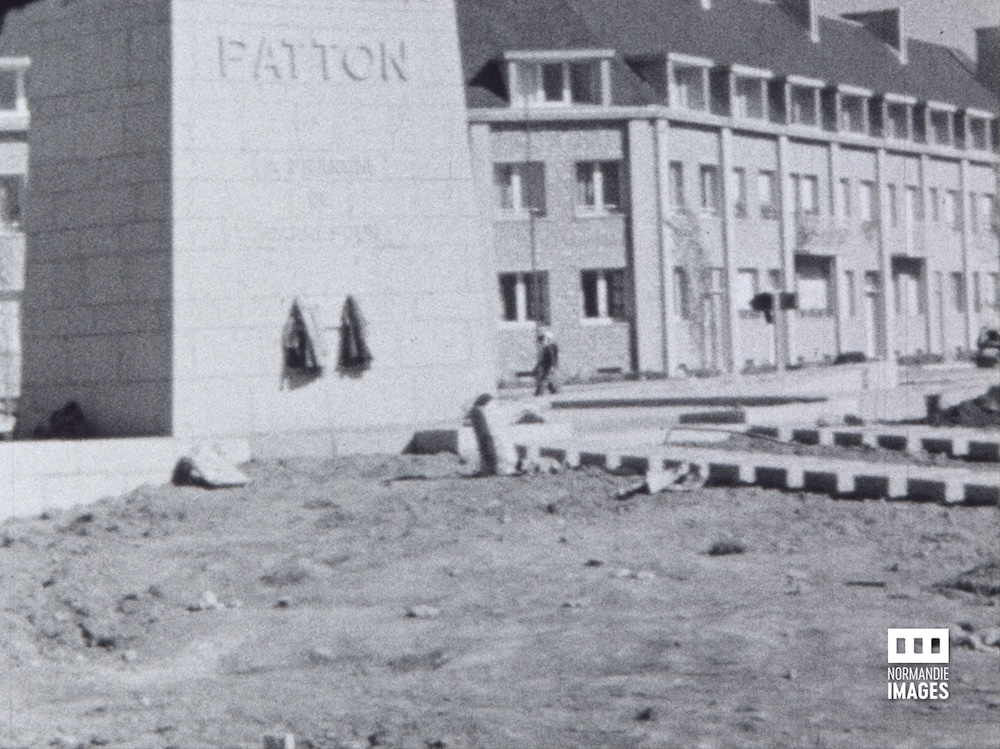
[730,65,771,120]
[883,94,914,141]
[506,50,611,107]
[927,103,956,146]
[837,85,870,134]
[669,54,712,111]
[787,76,823,127]
[965,110,993,151]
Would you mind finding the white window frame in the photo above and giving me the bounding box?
[699,164,720,215]
[669,54,712,112]
[927,102,956,147]
[730,65,771,121]
[758,170,778,219]
[575,161,623,215]
[735,268,759,312]
[965,111,992,151]
[505,50,611,108]
[787,76,824,127]
[581,268,628,322]
[498,271,549,325]
[790,173,819,216]
[494,162,545,217]
[837,85,871,135]
[732,167,748,218]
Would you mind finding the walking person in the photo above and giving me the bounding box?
[533,328,560,396]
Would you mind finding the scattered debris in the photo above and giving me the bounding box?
[935,386,1000,428]
[634,707,656,722]
[612,569,656,580]
[262,734,296,749]
[173,444,250,488]
[584,559,603,568]
[405,604,441,619]
[707,540,746,556]
[187,591,225,612]
[844,580,887,588]
[614,463,705,499]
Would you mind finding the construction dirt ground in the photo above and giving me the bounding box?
[1,446,998,749]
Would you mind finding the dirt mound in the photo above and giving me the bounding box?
[937,385,1000,429]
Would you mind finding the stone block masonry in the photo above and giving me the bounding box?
[1,0,496,442]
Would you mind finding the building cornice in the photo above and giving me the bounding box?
[467,106,1000,165]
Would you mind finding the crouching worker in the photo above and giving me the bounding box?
[534,328,560,396]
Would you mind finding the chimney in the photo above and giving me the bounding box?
[780,0,819,43]
[843,7,907,64]
[976,27,1000,97]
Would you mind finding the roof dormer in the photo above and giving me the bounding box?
[504,50,614,108]
[843,7,907,64]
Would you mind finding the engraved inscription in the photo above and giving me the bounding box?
[218,36,408,82]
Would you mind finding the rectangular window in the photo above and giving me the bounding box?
[886,103,908,140]
[892,257,925,315]
[860,181,877,223]
[929,187,940,222]
[791,173,819,215]
[844,270,856,317]
[839,178,852,218]
[732,168,748,218]
[498,271,549,324]
[968,117,989,151]
[930,110,952,146]
[568,62,600,104]
[672,64,706,110]
[575,161,622,213]
[973,272,982,313]
[581,268,628,320]
[969,192,979,233]
[988,272,1000,309]
[795,255,833,312]
[945,190,962,230]
[733,76,764,119]
[758,170,778,219]
[735,268,758,311]
[669,161,685,211]
[790,85,818,126]
[886,183,899,227]
[950,272,965,312]
[840,95,867,133]
[494,162,545,216]
[905,186,924,224]
[700,165,720,214]
[982,194,997,234]
[514,60,601,106]
[0,175,22,229]
[673,267,691,319]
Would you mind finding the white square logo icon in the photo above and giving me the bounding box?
[887,628,949,664]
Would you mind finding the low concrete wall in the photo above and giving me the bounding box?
[0,437,250,522]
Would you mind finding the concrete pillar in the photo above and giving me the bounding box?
[719,127,743,373]
[777,135,796,365]
[875,148,896,359]
[627,118,667,374]
[917,153,941,357]
[958,158,976,351]
[829,141,847,354]
[656,118,680,377]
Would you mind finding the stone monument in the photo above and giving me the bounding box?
[0,0,497,452]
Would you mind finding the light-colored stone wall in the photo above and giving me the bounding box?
[169,0,496,439]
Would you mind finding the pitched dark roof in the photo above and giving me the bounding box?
[456,0,998,113]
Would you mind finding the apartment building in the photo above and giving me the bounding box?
[457,0,1000,382]
[0,56,27,406]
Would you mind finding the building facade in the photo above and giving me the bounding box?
[457,0,1000,383]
